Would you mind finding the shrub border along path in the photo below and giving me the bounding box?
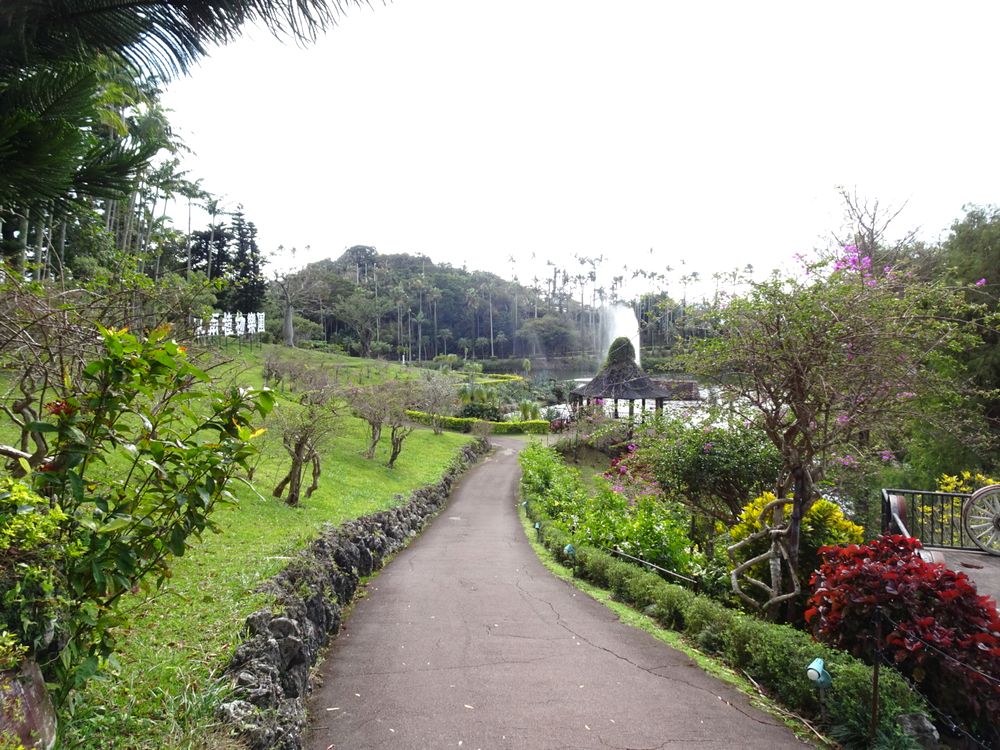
[216,438,490,750]
[515,505,827,745]
[521,502,930,749]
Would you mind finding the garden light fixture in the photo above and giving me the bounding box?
[806,658,832,689]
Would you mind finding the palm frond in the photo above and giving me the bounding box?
[72,136,159,201]
[0,61,157,209]
[0,0,371,80]
[0,64,98,206]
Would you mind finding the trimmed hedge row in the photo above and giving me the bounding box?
[521,506,929,749]
[406,410,549,435]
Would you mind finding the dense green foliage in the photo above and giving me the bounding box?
[1,326,272,703]
[520,442,692,576]
[273,247,601,362]
[941,207,1000,458]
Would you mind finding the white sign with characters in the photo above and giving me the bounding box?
[193,311,264,338]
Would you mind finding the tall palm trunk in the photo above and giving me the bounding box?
[33,210,47,281]
[18,211,29,275]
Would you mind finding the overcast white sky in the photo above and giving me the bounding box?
[161,0,1000,299]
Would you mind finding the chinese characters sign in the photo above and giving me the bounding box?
[193,312,265,338]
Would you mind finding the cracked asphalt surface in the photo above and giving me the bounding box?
[302,438,808,749]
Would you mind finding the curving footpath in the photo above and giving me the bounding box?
[303,437,808,750]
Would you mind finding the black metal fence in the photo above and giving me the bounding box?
[881,488,976,550]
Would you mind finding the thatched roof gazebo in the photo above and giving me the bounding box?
[570,337,699,418]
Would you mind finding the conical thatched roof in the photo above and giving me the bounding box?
[571,337,699,401]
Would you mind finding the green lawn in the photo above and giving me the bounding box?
[56,346,475,750]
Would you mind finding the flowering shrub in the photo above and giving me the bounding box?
[729,494,864,603]
[603,443,660,504]
[937,471,998,493]
[808,535,1000,743]
[633,414,782,525]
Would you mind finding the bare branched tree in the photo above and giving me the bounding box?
[271,383,338,506]
[344,378,425,466]
[832,187,917,263]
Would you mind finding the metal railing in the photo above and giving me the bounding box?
[881,488,976,550]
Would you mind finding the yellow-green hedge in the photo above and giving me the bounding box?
[406,410,549,435]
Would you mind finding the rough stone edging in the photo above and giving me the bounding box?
[216,438,491,750]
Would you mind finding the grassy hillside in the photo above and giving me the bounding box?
[55,344,474,749]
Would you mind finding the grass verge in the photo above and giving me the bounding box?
[59,347,475,750]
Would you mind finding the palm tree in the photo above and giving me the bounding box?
[464,287,480,340]
[1,0,366,214]
[439,327,452,355]
[414,310,427,361]
[427,286,442,357]
[203,196,226,280]
[479,280,495,357]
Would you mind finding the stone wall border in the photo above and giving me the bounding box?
[217,438,491,749]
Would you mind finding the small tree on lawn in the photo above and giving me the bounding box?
[684,248,984,618]
[417,371,459,435]
[272,387,338,506]
[345,379,422,465]
[385,383,417,468]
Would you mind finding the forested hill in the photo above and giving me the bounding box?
[272,245,613,365]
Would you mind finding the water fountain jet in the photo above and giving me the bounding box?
[600,304,640,366]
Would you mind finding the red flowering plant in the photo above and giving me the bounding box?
[807,535,1000,742]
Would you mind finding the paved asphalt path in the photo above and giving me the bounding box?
[302,438,807,750]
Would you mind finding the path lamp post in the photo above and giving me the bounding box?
[563,543,577,575]
[806,657,832,720]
